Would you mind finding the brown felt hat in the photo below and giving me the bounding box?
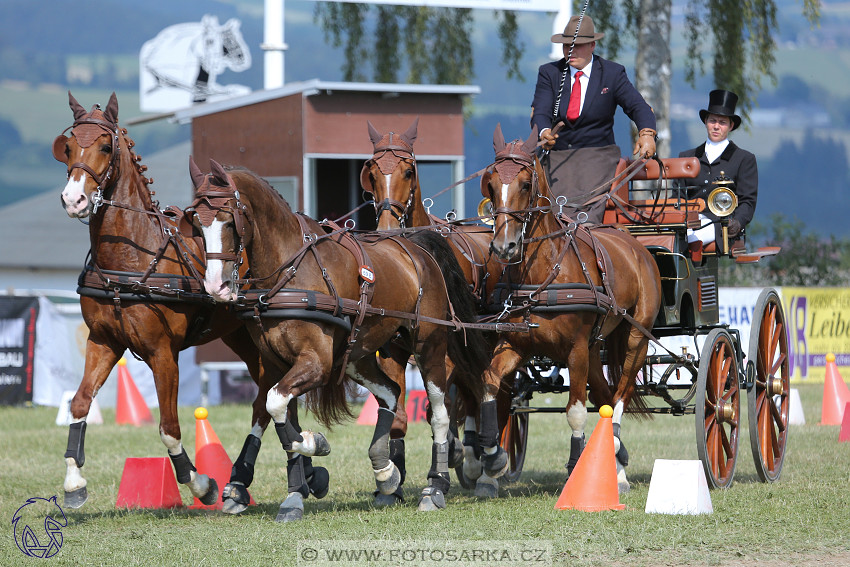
[551,15,605,45]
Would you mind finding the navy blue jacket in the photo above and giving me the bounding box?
[531,56,656,151]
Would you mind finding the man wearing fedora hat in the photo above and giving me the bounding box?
[531,14,657,223]
[678,89,758,261]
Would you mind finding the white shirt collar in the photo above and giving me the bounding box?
[704,138,729,163]
[571,55,593,79]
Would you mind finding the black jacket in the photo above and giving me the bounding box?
[678,141,758,241]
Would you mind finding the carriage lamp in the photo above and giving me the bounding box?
[478,197,495,226]
[707,172,738,255]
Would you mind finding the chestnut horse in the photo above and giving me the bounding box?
[53,92,327,515]
[359,118,512,497]
[479,124,662,492]
[189,159,503,515]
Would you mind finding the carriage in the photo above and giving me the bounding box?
[491,155,790,490]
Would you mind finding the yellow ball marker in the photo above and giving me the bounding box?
[194,407,209,420]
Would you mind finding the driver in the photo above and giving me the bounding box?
[677,89,758,262]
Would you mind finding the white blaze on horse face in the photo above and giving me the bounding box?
[500,182,510,208]
[61,172,90,218]
[200,219,235,302]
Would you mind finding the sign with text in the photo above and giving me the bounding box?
[782,287,850,383]
[0,297,39,405]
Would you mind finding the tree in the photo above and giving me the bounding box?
[313,3,522,84]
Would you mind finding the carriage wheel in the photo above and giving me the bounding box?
[747,288,790,483]
[499,398,529,483]
[695,328,741,489]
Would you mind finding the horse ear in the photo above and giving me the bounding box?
[521,125,538,155]
[68,91,86,121]
[189,156,206,190]
[103,92,119,125]
[402,117,419,147]
[480,168,493,198]
[52,135,69,164]
[493,123,506,153]
[359,162,373,193]
[210,159,229,187]
[367,121,382,146]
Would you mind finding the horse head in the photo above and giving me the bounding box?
[360,118,420,230]
[188,157,249,302]
[480,124,540,262]
[54,91,122,218]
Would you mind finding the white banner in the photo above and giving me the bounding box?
[303,0,561,12]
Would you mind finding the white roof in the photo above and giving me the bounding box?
[171,79,480,124]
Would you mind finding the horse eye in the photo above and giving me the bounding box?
[404,168,414,180]
[100,143,112,153]
[521,180,532,192]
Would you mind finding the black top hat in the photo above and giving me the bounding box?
[699,89,742,130]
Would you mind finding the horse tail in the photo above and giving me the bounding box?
[407,231,489,408]
[304,362,358,428]
[605,322,652,421]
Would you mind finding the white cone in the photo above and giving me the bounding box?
[787,388,805,425]
[645,459,712,515]
[56,390,103,426]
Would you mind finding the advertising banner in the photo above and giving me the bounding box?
[0,297,39,405]
[781,287,850,383]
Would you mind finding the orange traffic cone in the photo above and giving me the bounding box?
[839,402,850,442]
[190,407,254,510]
[554,405,625,512]
[115,358,154,426]
[357,393,379,425]
[821,353,850,425]
[116,457,183,509]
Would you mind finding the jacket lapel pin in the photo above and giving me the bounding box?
[601,87,609,94]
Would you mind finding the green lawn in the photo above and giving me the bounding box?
[1,383,848,566]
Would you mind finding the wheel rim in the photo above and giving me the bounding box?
[748,289,790,482]
[500,406,528,483]
[696,329,740,489]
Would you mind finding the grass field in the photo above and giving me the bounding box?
[1,383,849,566]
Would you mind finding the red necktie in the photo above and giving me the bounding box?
[566,71,583,122]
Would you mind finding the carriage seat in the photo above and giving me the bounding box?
[602,157,701,225]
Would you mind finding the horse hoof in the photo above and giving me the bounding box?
[199,478,220,506]
[618,480,631,495]
[483,447,509,478]
[221,482,251,515]
[64,487,88,509]
[375,463,401,496]
[373,489,404,507]
[462,446,482,482]
[275,492,304,522]
[308,466,330,500]
[417,487,446,511]
[474,475,499,498]
[313,432,331,457]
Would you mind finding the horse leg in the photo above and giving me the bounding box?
[610,324,650,494]
[564,341,590,477]
[63,337,122,508]
[149,350,218,505]
[349,355,404,500]
[374,347,410,506]
[414,343,453,512]
[477,342,519,480]
[267,349,333,522]
[221,330,270,514]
